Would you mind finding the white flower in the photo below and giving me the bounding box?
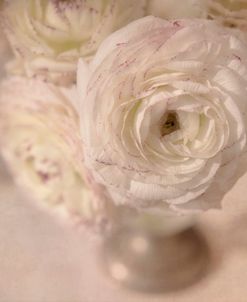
[2,0,146,86]
[0,76,111,230]
[207,0,247,33]
[78,17,247,215]
[147,0,207,19]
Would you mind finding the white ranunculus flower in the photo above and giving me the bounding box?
[78,17,247,215]
[207,0,247,33]
[0,76,112,231]
[147,0,207,19]
[2,0,146,86]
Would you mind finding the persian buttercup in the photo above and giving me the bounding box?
[78,17,247,214]
[2,0,146,85]
[0,76,110,230]
[208,0,247,32]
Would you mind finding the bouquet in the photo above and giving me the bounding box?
[1,0,247,234]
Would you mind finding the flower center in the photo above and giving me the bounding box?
[161,112,179,136]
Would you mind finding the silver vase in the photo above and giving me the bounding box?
[101,210,211,293]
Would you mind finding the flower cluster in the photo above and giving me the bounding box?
[0,0,247,232]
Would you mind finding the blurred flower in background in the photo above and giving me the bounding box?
[2,0,146,86]
[147,0,247,39]
[0,76,112,231]
[207,0,247,33]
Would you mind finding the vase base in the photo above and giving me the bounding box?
[101,225,210,293]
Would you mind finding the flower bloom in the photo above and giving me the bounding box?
[147,0,207,19]
[79,17,247,214]
[207,0,247,33]
[0,76,111,230]
[2,0,146,86]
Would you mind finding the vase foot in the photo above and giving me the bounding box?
[101,225,210,293]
